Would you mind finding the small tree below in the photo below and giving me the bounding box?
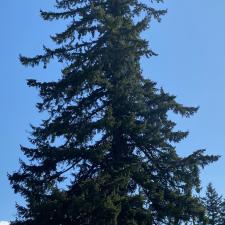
[203,183,225,225]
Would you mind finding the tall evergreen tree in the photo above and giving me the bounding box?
[9,1,218,224]
[203,183,225,225]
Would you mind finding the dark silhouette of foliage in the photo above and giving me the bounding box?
[203,183,225,225]
[9,1,218,224]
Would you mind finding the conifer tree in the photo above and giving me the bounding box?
[9,1,218,224]
[219,201,225,225]
[203,183,225,225]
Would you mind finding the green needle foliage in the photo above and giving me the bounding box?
[9,1,219,224]
[220,201,225,225]
[203,183,225,225]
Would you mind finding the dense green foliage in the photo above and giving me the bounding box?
[203,183,225,225]
[9,0,218,224]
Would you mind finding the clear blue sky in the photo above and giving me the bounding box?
[1,0,225,221]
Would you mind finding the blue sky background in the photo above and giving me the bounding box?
[1,0,225,221]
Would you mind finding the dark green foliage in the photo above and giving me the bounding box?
[203,183,225,225]
[10,0,218,224]
[220,201,225,225]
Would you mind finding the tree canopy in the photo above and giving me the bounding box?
[9,1,218,224]
[203,183,225,225]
